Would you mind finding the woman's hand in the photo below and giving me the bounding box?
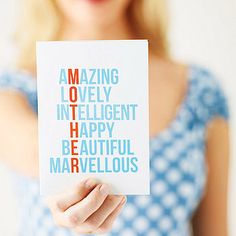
[46,178,126,234]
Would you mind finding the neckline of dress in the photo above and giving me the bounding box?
[149,64,196,142]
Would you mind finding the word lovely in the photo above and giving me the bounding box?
[50,68,139,174]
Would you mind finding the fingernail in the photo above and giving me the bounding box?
[99,184,110,195]
[84,178,97,189]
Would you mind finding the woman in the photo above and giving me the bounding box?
[0,0,229,235]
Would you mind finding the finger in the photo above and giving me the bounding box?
[55,178,98,212]
[80,195,125,232]
[96,196,127,234]
[62,184,110,227]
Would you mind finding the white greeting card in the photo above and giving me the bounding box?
[36,40,149,195]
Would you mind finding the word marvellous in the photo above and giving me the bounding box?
[50,68,139,174]
[50,157,138,174]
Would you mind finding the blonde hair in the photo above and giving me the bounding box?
[15,0,169,71]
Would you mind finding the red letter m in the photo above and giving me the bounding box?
[68,68,79,84]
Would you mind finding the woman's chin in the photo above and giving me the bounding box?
[69,11,119,30]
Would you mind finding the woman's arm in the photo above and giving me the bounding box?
[192,117,230,235]
[0,91,39,177]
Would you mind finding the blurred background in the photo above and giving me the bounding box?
[0,0,235,235]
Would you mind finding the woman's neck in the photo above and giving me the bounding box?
[59,14,135,41]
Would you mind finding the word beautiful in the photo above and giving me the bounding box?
[50,68,139,174]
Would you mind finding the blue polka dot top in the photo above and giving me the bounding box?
[0,65,229,236]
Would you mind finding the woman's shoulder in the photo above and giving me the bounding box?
[0,68,38,113]
[187,64,229,123]
[0,68,36,91]
[189,64,222,89]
